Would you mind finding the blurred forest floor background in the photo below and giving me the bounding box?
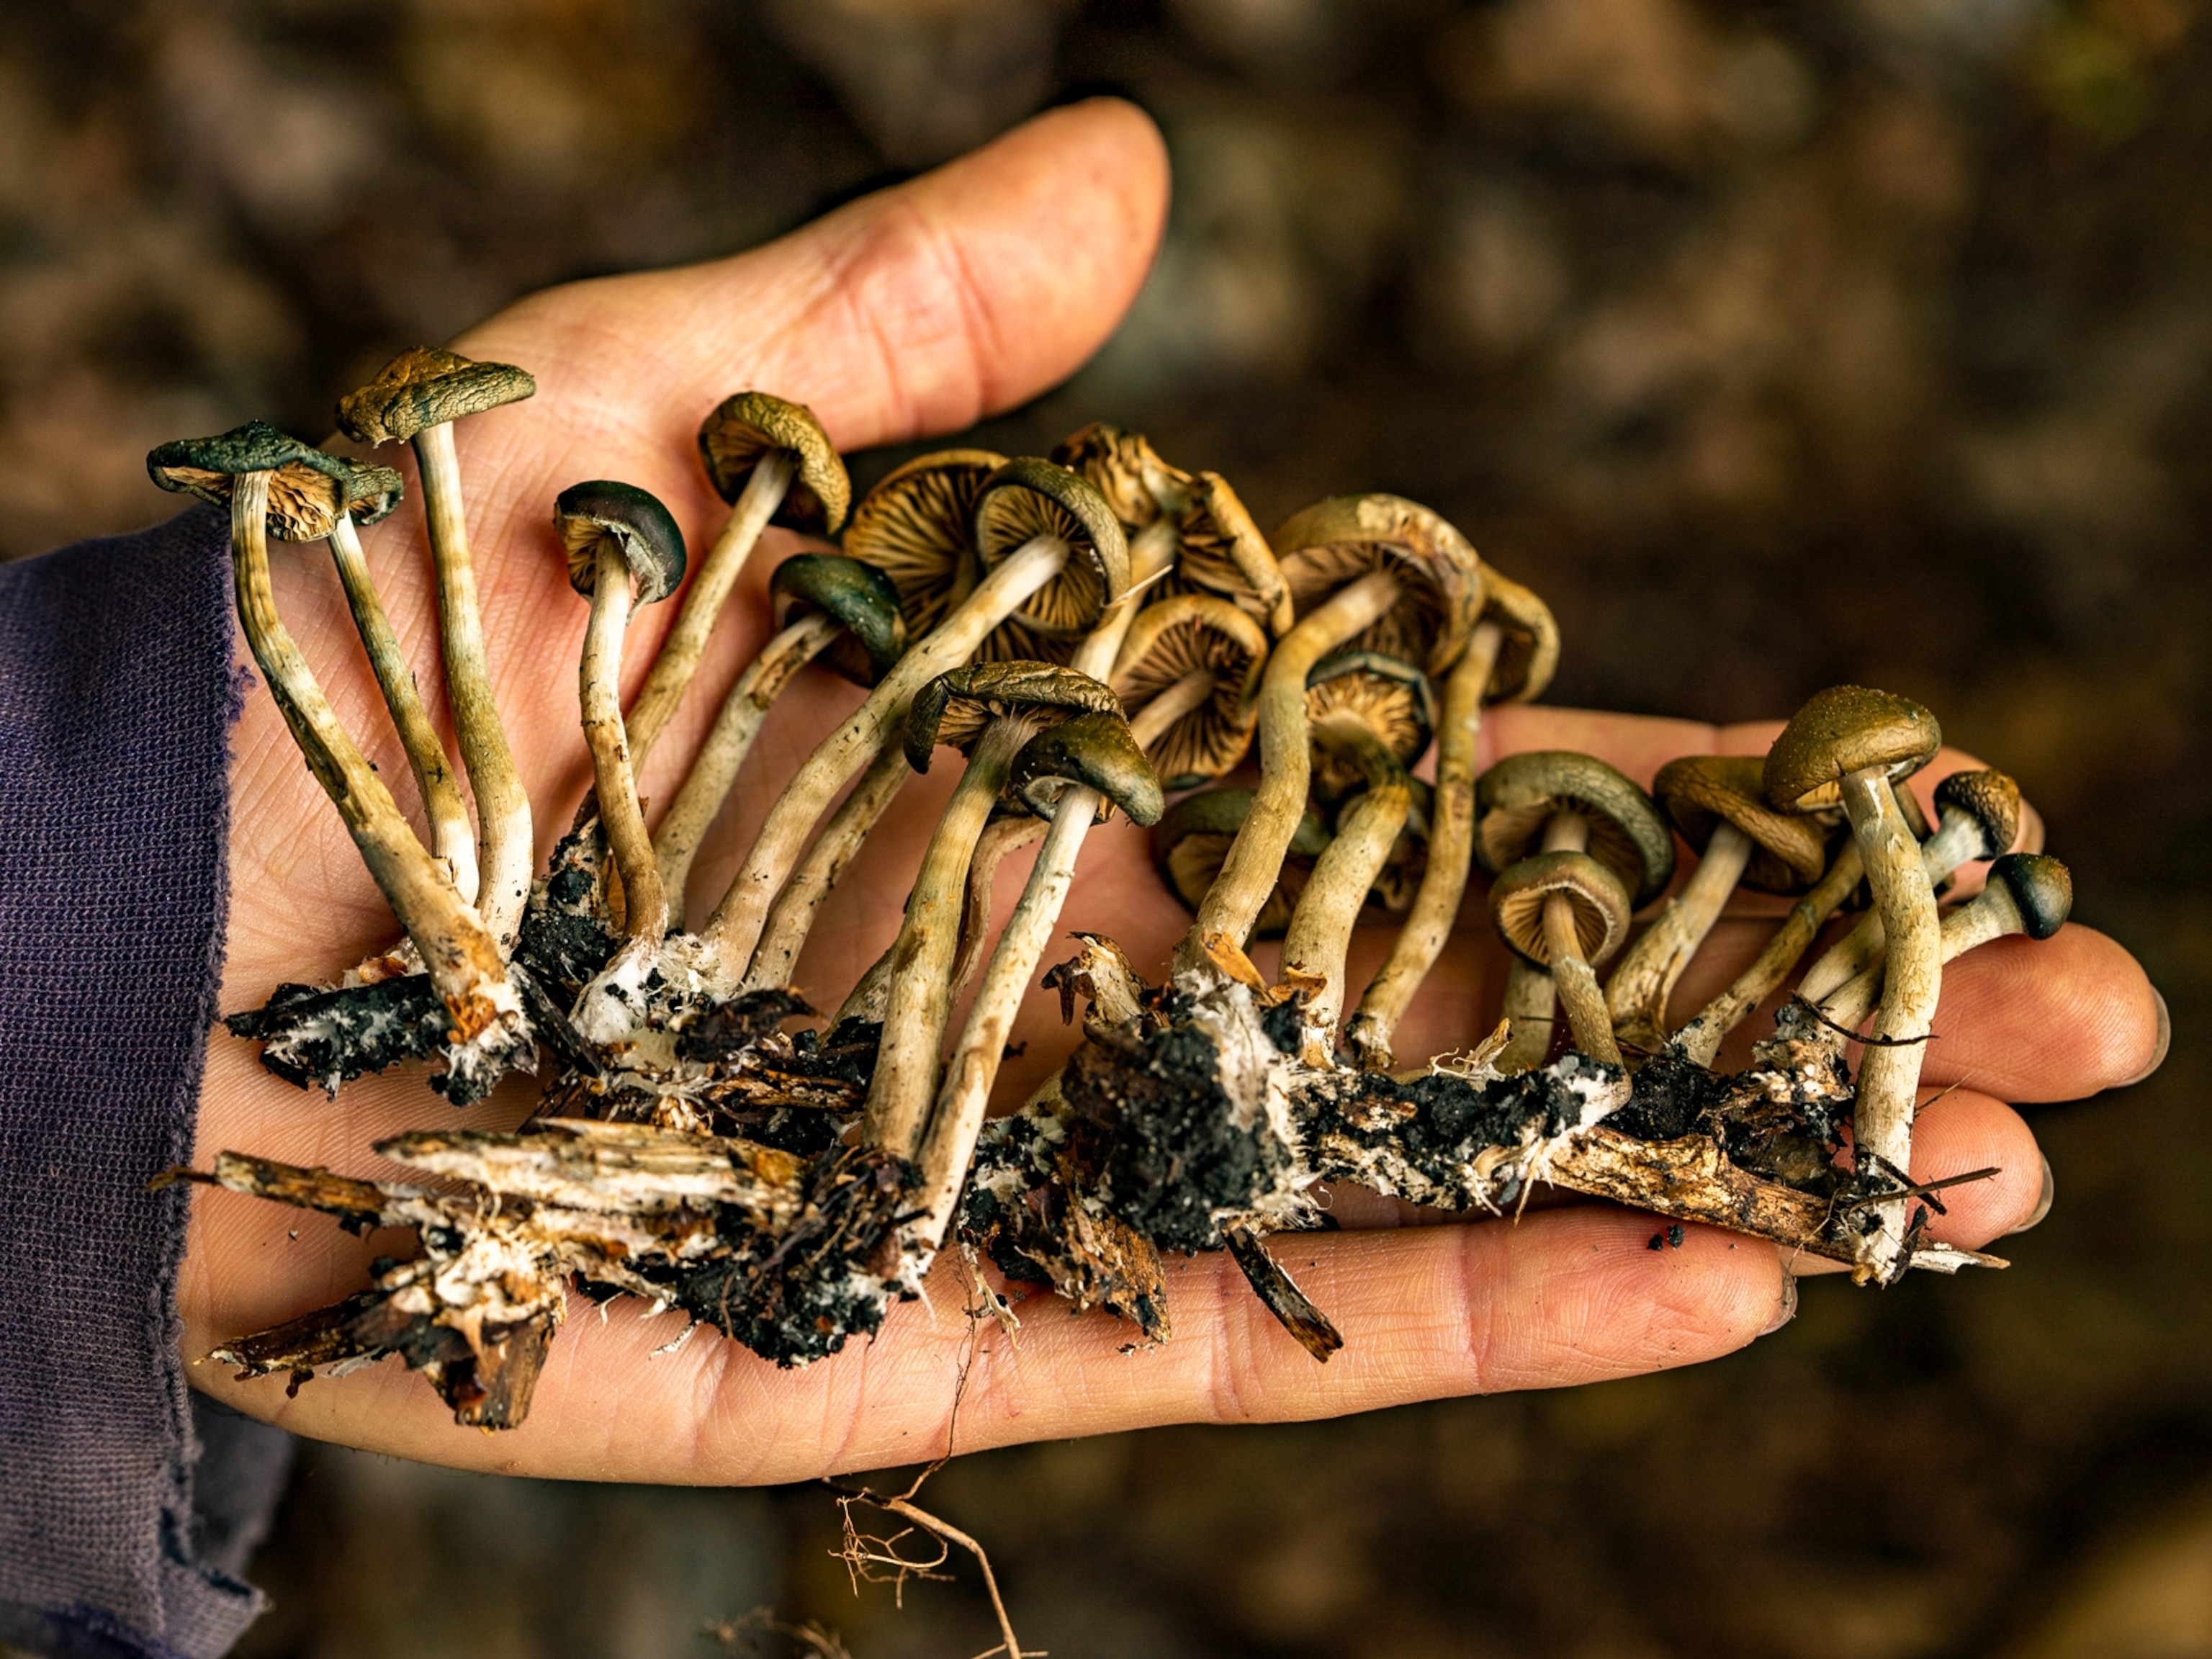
[4,0,2208,1653]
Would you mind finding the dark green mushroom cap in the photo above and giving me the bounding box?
[903,660,1125,774]
[1763,685,1942,814]
[1151,786,1332,937]
[339,459,406,529]
[1007,709,1165,827]
[554,480,688,605]
[1987,852,2072,940]
[148,421,359,542]
[971,458,1131,641]
[696,390,851,534]
[1653,754,1831,894]
[769,553,907,687]
[336,346,536,445]
[1473,750,1676,909]
[1933,768,2022,860]
[1304,651,1437,804]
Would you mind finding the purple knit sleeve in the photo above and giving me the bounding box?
[0,508,290,1659]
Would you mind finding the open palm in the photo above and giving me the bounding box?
[181,100,2163,1483]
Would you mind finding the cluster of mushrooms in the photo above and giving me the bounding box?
[153,349,2072,1426]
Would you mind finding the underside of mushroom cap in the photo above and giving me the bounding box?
[1304,651,1437,803]
[974,458,1130,640]
[148,422,357,541]
[770,552,907,685]
[1152,786,1332,935]
[1933,768,2023,860]
[841,448,1004,642]
[903,660,1127,773]
[1052,422,1190,529]
[1112,593,1269,788]
[554,480,688,603]
[696,390,851,533]
[1477,567,1560,703]
[1273,493,1484,678]
[338,459,407,528]
[1763,685,1943,813]
[336,346,536,444]
[1474,750,1676,907]
[1009,709,1166,827]
[1654,754,1830,893]
[1989,852,2072,939]
[1491,849,1632,966]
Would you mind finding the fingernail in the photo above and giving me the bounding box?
[2121,986,2170,1088]
[1761,1274,1799,1336]
[2007,1154,2055,1236]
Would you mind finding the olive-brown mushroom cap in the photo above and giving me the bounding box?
[770,553,907,686]
[1653,754,1831,894]
[1152,786,1332,938]
[840,448,1004,643]
[335,346,535,445]
[1473,750,1676,907]
[338,459,406,529]
[148,422,359,541]
[696,390,851,534]
[1008,709,1166,827]
[1111,594,1269,789]
[1763,685,1942,814]
[973,458,1130,642]
[1988,852,2072,940]
[554,480,688,604]
[1273,493,1484,678]
[1303,651,1437,804]
[1476,567,1560,704]
[1491,850,1633,966]
[903,660,1126,773]
[1933,768,2023,860]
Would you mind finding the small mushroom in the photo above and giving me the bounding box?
[1604,755,1830,1058]
[1472,752,1675,1068]
[653,554,905,911]
[1347,565,1561,1071]
[1797,768,2023,1005]
[861,662,1128,1161]
[1762,685,1944,1282]
[688,459,1125,996]
[337,346,538,948]
[621,392,851,767]
[1154,788,1334,938]
[148,423,527,1087]
[554,481,688,1039]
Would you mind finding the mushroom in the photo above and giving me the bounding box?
[1347,567,1560,1071]
[1177,494,1482,973]
[1471,752,1675,1068]
[1761,685,1943,1282]
[1154,788,1334,938]
[861,662,1129,1163]
[1278,653,1437,1063]
[1604,754,1830,1058]
[688,459,1126,997]
[653,554,905,912]
[621,392,852,767]
[1796,768,2023,1005]
[909,706,1164,1261]
[553,481,688,1039]
[337,346,538,948]
[147,423,527,1090]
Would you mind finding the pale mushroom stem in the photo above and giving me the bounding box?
[653,607,842,911]
[228,472,518,1035]
[413,419,532,949]
[1817,878,2041,1038]
[579,541,667,949]
[1838,766,1941,1283]
[1068,518,1178,679]
[1673,837,1867,1068]
[746,742,913,997]
[1797,806,1995,1004]
[623,450,796,770]
[1536,812,1622,1066]
[860,716,1038,1159]
[1603,822,1754,1057]
[1178,570,1401,974]
[1280,723,1412,1066]
[325,513,480,902]
[697,534,1071,994]
[1347,619,1505,1069]
[1495,958,1558,1071]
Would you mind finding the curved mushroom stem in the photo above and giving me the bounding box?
[1495,957,1558,1071]
[1603,822,1754,1058]
[743,742,914,997]
[860,716,1039,1160]
[691,534,1071,994]
[623,451,796,770]
[1177,570,1401,974]
[325,513,479,902]
[1837,766,1941,1282]
[1346,619,1505,1070]
[228,473,523,1056]
[1534,813,1622,1066]
[1796,804,2000,1004]
[653,607,842,912]
[412,420,532,950]
[1673,837,1867,1068]
[1280,721,1412,1066]
[1815,867,2058,1037]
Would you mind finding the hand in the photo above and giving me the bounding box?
[181,99,2165,1482]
